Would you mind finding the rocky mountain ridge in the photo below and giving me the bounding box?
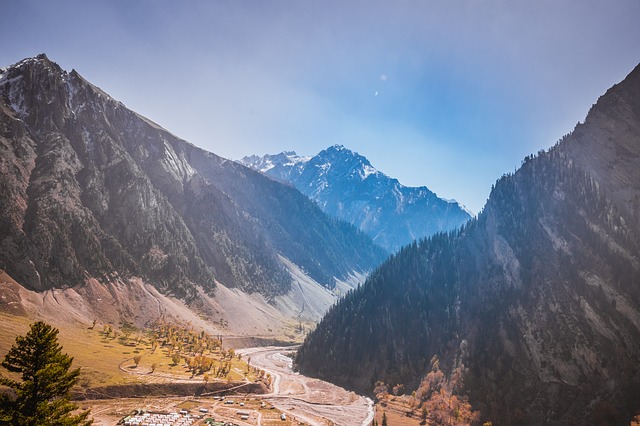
[240,145,471,253]
[0,54,386,309]
[296,63,640,425]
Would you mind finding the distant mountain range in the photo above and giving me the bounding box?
[297,64,640,425]
[0,55,386,329]
[240,145,471,253]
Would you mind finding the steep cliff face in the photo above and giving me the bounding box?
[560,64,640,225]
[297,64,640,425]
[241,145,471,253]
[0,54,385,299]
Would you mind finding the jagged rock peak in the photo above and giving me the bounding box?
[326,144,349,153]
[1,53,63,76]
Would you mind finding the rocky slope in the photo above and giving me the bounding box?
[240,145,471,253]
[296,64,640,425]
[0,54,385,310]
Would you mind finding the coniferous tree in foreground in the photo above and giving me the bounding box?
[0,321,92,425]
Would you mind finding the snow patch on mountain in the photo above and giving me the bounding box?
[360,164,378,180]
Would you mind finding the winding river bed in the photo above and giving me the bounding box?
[239,346,374,426]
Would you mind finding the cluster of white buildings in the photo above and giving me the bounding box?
[123,412,195,426]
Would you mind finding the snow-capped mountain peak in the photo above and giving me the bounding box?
[240,146,471,252]
[240,151,311,180]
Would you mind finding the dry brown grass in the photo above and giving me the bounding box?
[0,312,259,389]
[0,313,144,387]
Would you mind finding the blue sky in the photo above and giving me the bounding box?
[2,1,639,213]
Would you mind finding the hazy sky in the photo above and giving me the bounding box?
[2,1,639,213]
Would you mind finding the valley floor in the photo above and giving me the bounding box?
[82,346,374,426]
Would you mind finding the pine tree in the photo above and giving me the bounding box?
[0,321,92,425]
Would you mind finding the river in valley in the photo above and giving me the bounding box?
[238,346,374,426]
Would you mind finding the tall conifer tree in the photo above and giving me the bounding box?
[0,321,92,425]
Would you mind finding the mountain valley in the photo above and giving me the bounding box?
[1,52,640,426]
[0,54,392,425]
